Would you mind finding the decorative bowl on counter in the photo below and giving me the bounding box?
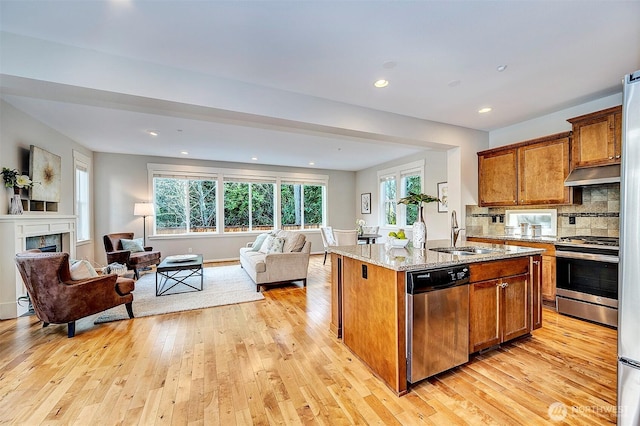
[388,238,410,248]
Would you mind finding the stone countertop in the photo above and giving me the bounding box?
[467,234,558,244]
[329,238,544,272]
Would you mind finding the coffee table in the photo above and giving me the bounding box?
[156,254,203,296]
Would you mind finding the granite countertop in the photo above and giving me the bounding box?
[329,238,544,272]
[467,234,558,244]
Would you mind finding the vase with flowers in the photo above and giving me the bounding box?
[2,167,34,215]
[356,219,366,236]
[397,192,440,249]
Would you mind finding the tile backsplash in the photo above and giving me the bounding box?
[466,184,619,238]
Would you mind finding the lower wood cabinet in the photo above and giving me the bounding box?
[469,273,530,353]
[468,257,534,354]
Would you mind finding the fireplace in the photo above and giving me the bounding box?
[26,234,62,252]
[0,215,76,319]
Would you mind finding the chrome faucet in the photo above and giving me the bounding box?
[451,210,464,248]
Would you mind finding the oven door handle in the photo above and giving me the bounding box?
[555,251,619,263]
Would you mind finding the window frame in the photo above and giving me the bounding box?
[73,150,92,244]
[377,160,425,228]
[148,163,328,238]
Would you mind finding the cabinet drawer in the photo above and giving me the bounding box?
[469,257,529,282]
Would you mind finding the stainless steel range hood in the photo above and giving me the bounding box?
[564,164,621,187]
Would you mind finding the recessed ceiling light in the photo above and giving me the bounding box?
[383,61,397,69]
[497,65,508,72]
[251,157,258,161]
[478,107,492,114]
[147,130,159,136]
[308,161,315,166]
[374,79,389,88]
[448,79,461,87]
[180,151,189,155]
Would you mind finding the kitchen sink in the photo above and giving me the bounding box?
[429,246,500,256]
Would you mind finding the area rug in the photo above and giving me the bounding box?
[94,265,264,324]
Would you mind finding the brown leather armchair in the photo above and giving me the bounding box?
[14,251,135,338]
[103,232,161,279]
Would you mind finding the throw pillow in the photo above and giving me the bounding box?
[251,233,271,251]
[259,236,275,254]
[259,236,285,254]
[264,236,286,254]
[69,259,99,280]
[121,238,145,253]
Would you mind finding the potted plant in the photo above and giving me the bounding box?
[397,192,440,249]
[2,167,34,215]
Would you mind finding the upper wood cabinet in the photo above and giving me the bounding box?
[478,148,518,206]
[478,132,579,207]
[568,106,622,169]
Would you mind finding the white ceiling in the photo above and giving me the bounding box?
[1,1,639,171]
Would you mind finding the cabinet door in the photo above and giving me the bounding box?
[501,273,530,342]
[469,279,501,353]
[541,254,556,303]
[530,256,543,330]
[478,149,518,207]
[569,106,622,168]
[519,136,571,205]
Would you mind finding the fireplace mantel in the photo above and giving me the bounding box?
[0,214,76,319]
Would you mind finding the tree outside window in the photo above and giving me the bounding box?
[281,183,324,230]
[403,174,421,225]
[154,177,216,234]
[382,178,397,226]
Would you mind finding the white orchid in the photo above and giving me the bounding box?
[356,219,366,227]
[15,175,33,188]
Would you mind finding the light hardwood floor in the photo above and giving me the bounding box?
[0,255,617,425]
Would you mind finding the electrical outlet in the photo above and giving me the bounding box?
[499,215,504,223]
[569,216,576,225]
[492,216,497,223]
[188,247,192,253]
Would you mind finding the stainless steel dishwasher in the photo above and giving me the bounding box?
[406,265,470,384]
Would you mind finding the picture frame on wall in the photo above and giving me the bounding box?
[361,193,371,214]
[29,145,61,203]
[437,182,448,213]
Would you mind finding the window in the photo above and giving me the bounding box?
[154,177,217,234]
[281,182,325,230]
[148,164,328,235]
[378,160,424,228]
[381,177,397,226]
[402,172,422,225]
[73,151,91,243]
[224,180,275,232]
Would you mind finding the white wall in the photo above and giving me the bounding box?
[93,152,356,264]
[0,100,95,260]
[489,93,622,147]
[355,149,450,241]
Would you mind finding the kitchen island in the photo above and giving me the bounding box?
[330,239,544,395]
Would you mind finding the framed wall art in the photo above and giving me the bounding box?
[30,145,61,202]
[437,182,448,213]
[361,193,371,214]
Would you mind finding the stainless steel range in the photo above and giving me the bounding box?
[555,235,619,327]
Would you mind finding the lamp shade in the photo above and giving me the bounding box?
[134,202,155,217]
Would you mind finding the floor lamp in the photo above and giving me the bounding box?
[134,202,155,246]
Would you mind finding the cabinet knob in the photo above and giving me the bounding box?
[609,156,614,160]
[616,155,621,159]
[533,260,540,265]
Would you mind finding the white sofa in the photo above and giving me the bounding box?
[239,230,311,292]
